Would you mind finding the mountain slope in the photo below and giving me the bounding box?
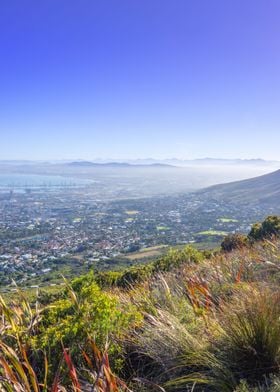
[200,169,280,205]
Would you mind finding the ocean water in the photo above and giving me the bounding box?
[0,174,92,188]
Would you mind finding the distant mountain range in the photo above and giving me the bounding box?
[1,158,279,168]
[87,158,280,167]
[67,161,174,168]
[200,169,280,206]
[68,161,131,167]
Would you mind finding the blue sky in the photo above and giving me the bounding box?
[0,0,280,160]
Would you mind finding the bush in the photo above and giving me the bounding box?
[36,279,142,373]
[221,233,248,252]
[249,216,280,241]
[153,246,203,272]
[96,246,203,289]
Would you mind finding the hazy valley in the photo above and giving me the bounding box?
[0,161,279,291]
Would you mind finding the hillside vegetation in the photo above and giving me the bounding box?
[1,216,280,391]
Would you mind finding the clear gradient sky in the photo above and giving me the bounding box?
[1,1,280,160]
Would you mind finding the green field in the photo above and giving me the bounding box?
[125,210,139,215]
[197,230,228,236]
[217,217,239,223]
[124,245,168,260]
[156,225,170,231]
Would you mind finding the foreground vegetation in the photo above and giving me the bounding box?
[1,216,280,391]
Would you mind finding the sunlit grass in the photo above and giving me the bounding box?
[0,218,280,391]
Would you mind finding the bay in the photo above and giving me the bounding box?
[0,174,92,188]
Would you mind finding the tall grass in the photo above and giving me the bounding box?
[0,232,280,391]
[122,240,280,391]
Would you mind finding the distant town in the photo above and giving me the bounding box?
[0,180,272,289]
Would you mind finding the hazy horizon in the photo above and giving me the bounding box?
[0,157,280,164]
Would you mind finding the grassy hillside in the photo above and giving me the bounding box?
[1,217,280,391]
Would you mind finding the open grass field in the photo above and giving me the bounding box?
[124,244,168,260]
[197,229,228,236]
[125,210,139,215]
[217,217,239,223]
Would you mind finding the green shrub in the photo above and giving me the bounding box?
[95,270,123,287]
[96,246,203,289]
[153,246,203,272]
[36,279,141,373]
[221,233,248,252]
[249,216,280,241]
